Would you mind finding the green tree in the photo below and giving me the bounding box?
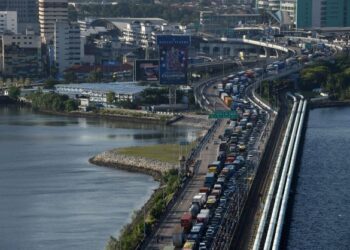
[28,91,78,112]
[64,71,77,83]
[44,77,60,89]
[106,91,116,105]
[8,86,20,100]
[139,88,168,105]
[87,69,103,82]
[64,99,78,112]
[300,66,329,90]
[115,99,138,109]
[24,78,31,86]
[50,65,58,78]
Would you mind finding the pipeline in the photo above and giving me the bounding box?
[252,93,297,250]
[263,97,303,250]
[272,99,307,250]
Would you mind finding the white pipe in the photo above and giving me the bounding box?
[272,99,307,250]
[263,98,303,250]
[252,94,297,250]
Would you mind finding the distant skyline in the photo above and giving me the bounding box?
[0,0,38,26]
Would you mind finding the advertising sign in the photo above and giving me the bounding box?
[157,35,190,85]
[134,60,159,82]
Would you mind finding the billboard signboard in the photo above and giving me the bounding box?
[157,35,190,85]
[134,59,159,82]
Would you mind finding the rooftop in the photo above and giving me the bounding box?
[65,64,132,73]
[55,82,146,95]
[92,17,167,31]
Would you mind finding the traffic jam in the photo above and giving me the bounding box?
[173,69,269,250]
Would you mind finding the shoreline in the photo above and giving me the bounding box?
[88,150,179,182]
[0,101,212,128]
[89,158,162,181]
[89,150,180,249]
[38,109,175,125]
[309,100,350,109]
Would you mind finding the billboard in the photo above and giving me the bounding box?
[157,35,190,85]
[134,59,159,82]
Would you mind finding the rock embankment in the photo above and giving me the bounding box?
[172,114,213,129]
[89,149,178,180]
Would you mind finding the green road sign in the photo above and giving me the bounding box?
[208,111,238,119]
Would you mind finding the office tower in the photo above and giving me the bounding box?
[0,0,38,33]
[0,29,42,77]
[257,0,279,10]
[39,0,68,43]
[54,21,81,73]
[0,11,18,34]
[296,0,350,29]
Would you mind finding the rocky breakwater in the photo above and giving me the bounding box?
[89,149,178,180]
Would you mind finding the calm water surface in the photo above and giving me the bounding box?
[286,107,350,250]
[0,106,199,250]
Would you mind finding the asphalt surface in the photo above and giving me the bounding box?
[146,118,229,250]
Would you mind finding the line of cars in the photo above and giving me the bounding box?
[265,43,334,75]
[172,75,268,249]
[217,69,261,108]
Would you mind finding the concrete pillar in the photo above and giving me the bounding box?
[264,47,271,58]
[275,49,280,58]
[209,45,214,55]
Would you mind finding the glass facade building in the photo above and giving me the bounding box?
[297,0,350,29]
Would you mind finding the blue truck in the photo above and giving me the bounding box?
[204,173,215,188]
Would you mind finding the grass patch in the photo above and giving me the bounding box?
[298,90,319,99]
[117,142,197,164]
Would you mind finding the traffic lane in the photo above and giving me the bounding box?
[146,120,228,249]
[205,83,230,111]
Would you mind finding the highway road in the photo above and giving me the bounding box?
[146,118,228,250]
[143,40,344,250]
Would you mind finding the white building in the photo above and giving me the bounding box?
[257,0,296,24]
[257,0,269,9]
[280,1,295,21]
[39,0,68,43]
[54,21,81,73]
[0,11,17,34]
[257,0,296,13]
[122,21,189,48]
[257,0,280,10]
[55,82,146,104]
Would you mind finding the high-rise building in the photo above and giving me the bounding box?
[39,0,68,43]
[257,1,296,25]
[54,21,81,73]
[296,0,350,29]
[257,0,280,10]
[0,0,38,33]
[200,11,262,36]
[280,1,296,21]
[0,29,42,77]
[0,11,18,34]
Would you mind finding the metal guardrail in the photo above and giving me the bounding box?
[220,37,290,53]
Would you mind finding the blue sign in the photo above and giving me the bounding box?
[157,35,190,85]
